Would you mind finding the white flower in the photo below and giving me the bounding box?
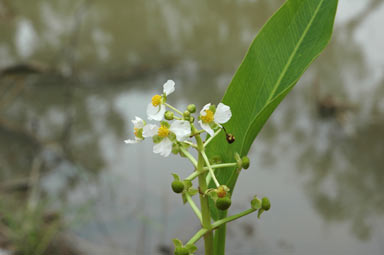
[142,120,191,157]
[198,103,232,136]
[124,116,146,144]
[146,80,175,121]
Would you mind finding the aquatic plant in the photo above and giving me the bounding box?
[125,0,338,254]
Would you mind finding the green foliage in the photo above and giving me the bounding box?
[207,0,338,221]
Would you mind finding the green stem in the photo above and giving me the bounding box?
[186,228,209,245]
[186,162,238,181]
[183,141,198,149]
[185,193,202,223]
[179,147,197,168]
[164,103,184,116]
[201,151,220,188]
[193,125,214,255]
[212,208,256,229]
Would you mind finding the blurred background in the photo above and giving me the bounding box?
[0,0,383,254]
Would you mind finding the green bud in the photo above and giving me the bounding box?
[174,247,189,255]
[262,197,271,211]
[242,156,250,169]
[183,110,190,118]
[251,196,262,210]
[187,104,196,113]
[152,135,162,144]
[164,111,174,120]
[171,181,185,193]
[189,116,195,123]
[216,197,232,211]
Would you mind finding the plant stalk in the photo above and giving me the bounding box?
[193,125,214,255]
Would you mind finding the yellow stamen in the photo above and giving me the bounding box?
[201,110,214,123]
[152,95,162,106]
[158,125,170,138]
[134,128,139,137]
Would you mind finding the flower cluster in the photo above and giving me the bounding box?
[124,80,232,157]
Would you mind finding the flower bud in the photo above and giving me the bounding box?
[189,116,195,123]
[171,180,185,193]
[174,247,189,255]
[187,104,196,113]
[183,110,190,118]
[226,133,235,144]
[261,197,271,211]
[241,156,250,169]
[164,111,174,120]
[216,197,231,211]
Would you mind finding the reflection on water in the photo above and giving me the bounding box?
[1,0,384,254]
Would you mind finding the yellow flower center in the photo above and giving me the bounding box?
[152,95,162,106]
[134,128,139,137]
[158,125,170,138]
[201,110,214,123]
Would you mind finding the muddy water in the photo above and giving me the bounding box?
[0,0,384,254]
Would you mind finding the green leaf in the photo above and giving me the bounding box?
[207,0,338,219]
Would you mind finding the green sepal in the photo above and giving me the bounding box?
[152,135,162,144]
[172,143,180,154]
[172,239,183,248]
[209,104,216,113]
[251,196,262,210]
[168,132,177,142]
[185,244,197,253]
[135,128,144,139]
[171,173,180,181]
[188,188,198,197]
[160,121,170,128]
[257,208,265,219]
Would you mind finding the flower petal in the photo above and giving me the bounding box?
[170,120,191,141]
[124,139,140,144]
[143,124,158,137]
[214,103,232,124]
[163,80,175,96]
[153,138,172,157]
[147,103,166,121]
[132,116,145,129]
[200,103,211,116]
[198,120,214,136]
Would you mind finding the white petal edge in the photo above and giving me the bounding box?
[170,120,191,141]
[198,120,214,136]
[163,80,175,96]
[200,103,211,116]
[153,138,173,157]
[124,139,139,144]
[132,116,145,129]
[214,103,232,124]
[142,124,158,138]
[147,103,166,121]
